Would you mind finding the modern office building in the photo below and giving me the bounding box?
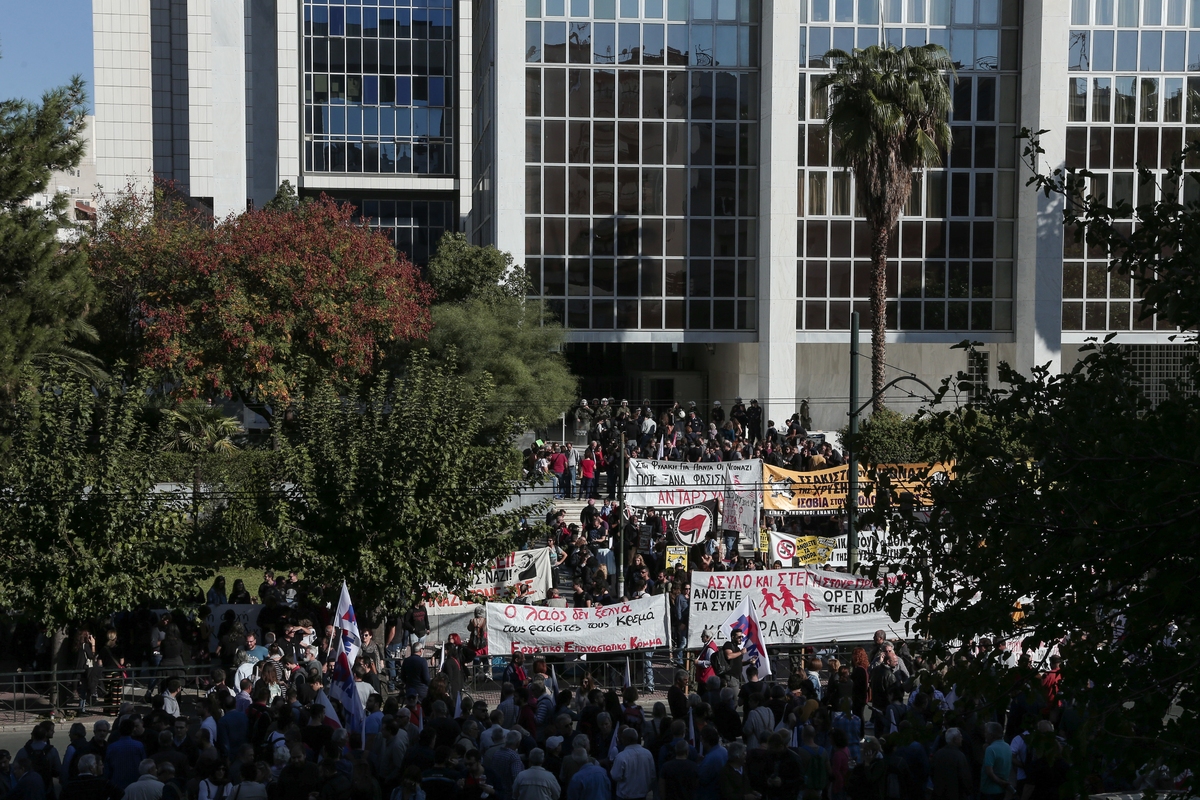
[94,0,1194,429]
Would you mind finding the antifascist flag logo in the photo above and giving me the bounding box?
[674,502,715,545]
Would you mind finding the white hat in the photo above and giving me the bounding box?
[602,397,609,403]
[713,401,721,406]
[701,626,716,640]
[546,736,565,751]
[581,399,589,406]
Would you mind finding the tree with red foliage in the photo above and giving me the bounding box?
[87,185,432,399]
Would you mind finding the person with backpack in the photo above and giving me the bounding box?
[720,630,747,692]
[696,628,720,687]
[619,687,646,737]
[795,725,830,800]
[16,721,60,800]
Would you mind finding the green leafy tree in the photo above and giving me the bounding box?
[264,180,299,212]
[0,362,198,700]
[162,398,243,537]
[818,46,953,412]
[416,233,577,433]
[0,75,94,393]
[868,132,1200,782]
[838,407,950,464]
[263,351,536,616]
[426,232,527,304]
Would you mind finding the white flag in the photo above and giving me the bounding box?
[722,595,772,677]
[329,582,366,741]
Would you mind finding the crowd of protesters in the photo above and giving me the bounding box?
[0,518,1180,799]
[524,399,844,500]
[0,602,1102,800]
[0,405,1175,798]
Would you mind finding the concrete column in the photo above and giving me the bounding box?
[187,0,215,204]
[211,0,248,216]
[457,0,475,230]
[1014,0,1069,375]
[492,0,526,263]
[94,0,155,197]
[757,0,800,427]
[277,0,302,189]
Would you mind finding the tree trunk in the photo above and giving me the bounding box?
[49,626,67,713]
[870,224,890,414]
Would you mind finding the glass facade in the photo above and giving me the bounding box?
[797,0,1018,332]
[311,193,456,266]
[303,0,455,175]
[524,0,760,331]
[1063,0,1191,332]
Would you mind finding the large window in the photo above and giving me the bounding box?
[1061,0,1195,332]
[797,0,1019,332]
[303,0,455,175]
[524,0,760,331]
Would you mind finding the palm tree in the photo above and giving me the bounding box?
[163,399,242,535]
[163,399,242,455]
[818,44,953,413]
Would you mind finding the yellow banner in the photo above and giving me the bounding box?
[762,462,951,514]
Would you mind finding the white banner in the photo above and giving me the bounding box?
[626,458,761,508]
[487,594,671,655]
[426,548,554,641]
[767,532,834,567]
[767,530,903,568]
[722,481,759,546]
[626,459,761,548]
[687,568,915,646]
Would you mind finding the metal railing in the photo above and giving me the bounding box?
[0,665,216,723]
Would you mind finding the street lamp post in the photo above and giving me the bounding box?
[848,312,861,573]
[846,330,940,572]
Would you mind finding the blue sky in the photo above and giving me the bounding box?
[0,0,93,107]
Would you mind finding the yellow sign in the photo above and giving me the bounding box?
[762,462,952,515]
[759,530,770,552]
[795,536,836,565]
[665,546,688,572]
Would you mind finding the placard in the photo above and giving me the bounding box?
[767,532,836,566]
[664,546,688,572]
[767,530,903,567]
[687,568,915,645]
[487,593,671,655]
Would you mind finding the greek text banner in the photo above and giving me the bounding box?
[626,458,762,511]
[487,593,671,655]
[762,463,949,514]
[687,568,914,645]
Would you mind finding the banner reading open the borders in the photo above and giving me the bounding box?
[687,568,916,645]
[487,593,670,655]
[762,462,951,515]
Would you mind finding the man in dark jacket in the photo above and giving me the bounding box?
[404,602,432,656]
[717,742,756,800]
[59,754,122,800]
